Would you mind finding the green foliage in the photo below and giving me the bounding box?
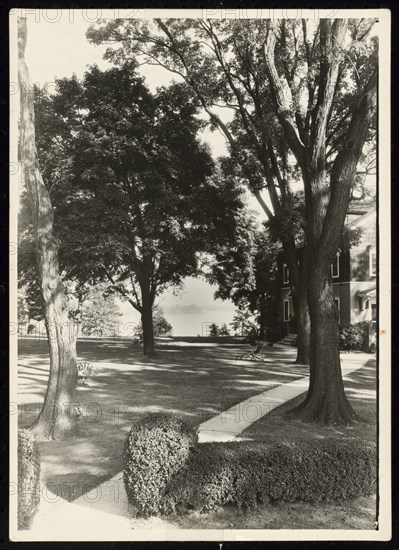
[218,323,230,336]
[17,220,44,323]
[163,439,376,514]
[208,323,220,337]
[339,321,373,351]
[153,314,173,337]
[80,283,122,337]
[31,64,244,323]
[340,225,364,253]
[18,430,41,530]
[17,294,30,326]
[230,309,258,337]
[87,18,377,215]
[206,323,231,337]
[269,191,306,246]
[123,414,198,517]
[208,214,278,337]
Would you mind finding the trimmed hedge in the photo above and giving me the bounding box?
[18,430,40,529]
[339,322,373,351]
[123,413,198,517]
[163,439,376,514]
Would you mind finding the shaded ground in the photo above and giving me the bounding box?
[18,339,304,501]
[243,359,376,445]
[165,496,376,530]
[17,339,377,531]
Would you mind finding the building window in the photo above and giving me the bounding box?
[334,298,340,323]
[283,263,289,285]
[371,303,377,321]
[331,253,340,278]
[284,300,289,321]
[369,249,377,276]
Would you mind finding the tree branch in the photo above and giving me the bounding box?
[320,68,377,254]
[263,23,307,171]
[102,266,142,313]
[310,19,348,170]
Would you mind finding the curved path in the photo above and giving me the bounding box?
[198,353,366,442]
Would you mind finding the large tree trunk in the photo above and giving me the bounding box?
[140,281,156,357]
[264,20,377,424]
[292,262,356,424]
[18,17,79,440]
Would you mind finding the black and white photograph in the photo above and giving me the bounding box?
[9,7,391,542]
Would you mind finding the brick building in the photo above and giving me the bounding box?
[278,203,377,328]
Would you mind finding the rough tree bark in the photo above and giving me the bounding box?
[18,17,79,440]
[294,261,356,423]
[265,19,377,423]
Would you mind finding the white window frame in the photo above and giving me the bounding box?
[331,253,340,278]
[334,297,340,323]
[283,299,290,321]
[370,301,377,321]
[283,263,289,285]
[369,248,377,277]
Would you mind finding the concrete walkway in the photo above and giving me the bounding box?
[198,354,366,442]
[25,352,370,539]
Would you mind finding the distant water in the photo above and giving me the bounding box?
[165,309,236,337]
[115,307,237,338]
[117,277,238,337]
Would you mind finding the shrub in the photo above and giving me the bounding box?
[123,413,198,517]
[163,439,376,514]
[18,430,40,529]
[339,321,373,351]
[77,361,98,386]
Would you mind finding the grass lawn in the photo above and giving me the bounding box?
[18,339,303,501]
[17,339,377,530]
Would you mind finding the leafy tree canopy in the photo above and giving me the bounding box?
[19,64,245,315]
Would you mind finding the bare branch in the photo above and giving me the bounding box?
[263,23,307,169]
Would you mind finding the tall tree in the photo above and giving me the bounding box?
[87,18,313,363]
[33,65,244,356]
[89,17,377,422]
[18,17,79,440]
[262,19,377,423]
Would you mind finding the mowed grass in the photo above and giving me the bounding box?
[17,339,377,530]
[17,339,302,501]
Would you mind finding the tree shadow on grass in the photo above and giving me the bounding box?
[17,341,374,505]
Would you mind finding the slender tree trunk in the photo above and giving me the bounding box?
[292,261,356,424]
[18,17,78,440]
[291,286,310,365]
[284,245,311,365]
[140,281,156,357]
[258,299,267,340]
